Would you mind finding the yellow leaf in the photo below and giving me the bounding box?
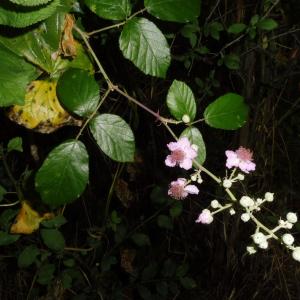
[8,80,82,133]
[10,201,54,235]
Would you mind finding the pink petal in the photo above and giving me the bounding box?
[179,158,193,170]
[186,147,198,160]
[239,161,256,173]
[165,156,176,167]
[167,141,179,151]
[184,184,199,194]
[177,137,190,148]
[177,178,187,185]
[225,150,236,158]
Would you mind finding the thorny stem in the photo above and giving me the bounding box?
[88,8,147,36]
[75,89,111,140]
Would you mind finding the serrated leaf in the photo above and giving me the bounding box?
[37,264,55,285]
[0,0,60,28]
[41,228,65,251]
[41,215,67,228]
[142,263,158,281]
[257,18,278,31]
[204,93,249,130]
[89,114,135,162]
[180,127,206,165]
[166,80,197,121]
[7,137,23,152]
[131,233,151,247]
[157,214,173,230]
[224,54,240,70]
[10,201,54,234]
[144,0,201,23]
[227,23,247,34]
[18,245,40,268]
[169,201,183,218]
[9,0,52,6]
[35,140,89,207]
[84,0,131,20]
[0,231,20,246]
[0,45,38,107]
[57,68,100,117]
[180,277,197,289]
[8,80,81,133]
[119,17,171,78]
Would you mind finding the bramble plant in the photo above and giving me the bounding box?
[0,0,299,298]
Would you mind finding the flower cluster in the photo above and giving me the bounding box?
[165,137,199,200]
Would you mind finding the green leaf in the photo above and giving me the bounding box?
[0,12,65,73]
[180,277,197,289]
[8,0,52,6]
[142,262,158,281]
[18,245,40,268]
[144,0,201,23]
[250,15,259,26]
[0,209,18,229]
[157,215,173,230]
[204,93,249,130]
[84,0,131,20]
[35,140,89,207]
[119,17,171,78]
[0,231,20,246]
[180,127,206,165]
[0,0,60,28]
[0,185,7,202]
[57,68,100,117]
[0,45,38,107]
[40,228,65,251]
[131,233,151,247]
[89,114,135,162]
[41,215,67,228]
[7,137,23,152]
[37,263,55,285]
[224,54,240,70]
[101,255,117,272]
[227,23,247,34]
[257,18,278,31]
[169,201,183,218]
[166,80,197,121]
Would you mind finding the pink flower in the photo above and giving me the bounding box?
[195,209,213,224]
[225,146,256,173]
[168,178,199,200]
[165,137,198,170]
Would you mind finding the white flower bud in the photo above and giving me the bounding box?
[282,233,294,246]
[182,114,190,123]
[264,192,274,202]
[229,208,236,215]
[237,173,245,181]
[278,219,285,226]
[286,222,293,229]
[292,247,300,262]
[256,198,263,205]
[241,213,250,222]
[191,144,198,151]
[252,232,266,245]
[197,176,203,184]
[240,196,255,208]
[286,212,298,224]
[191,175,197,181]
[223,179,232,188]
[258,240,269,249]
[211,200,220,209]
[247,246,256,255]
